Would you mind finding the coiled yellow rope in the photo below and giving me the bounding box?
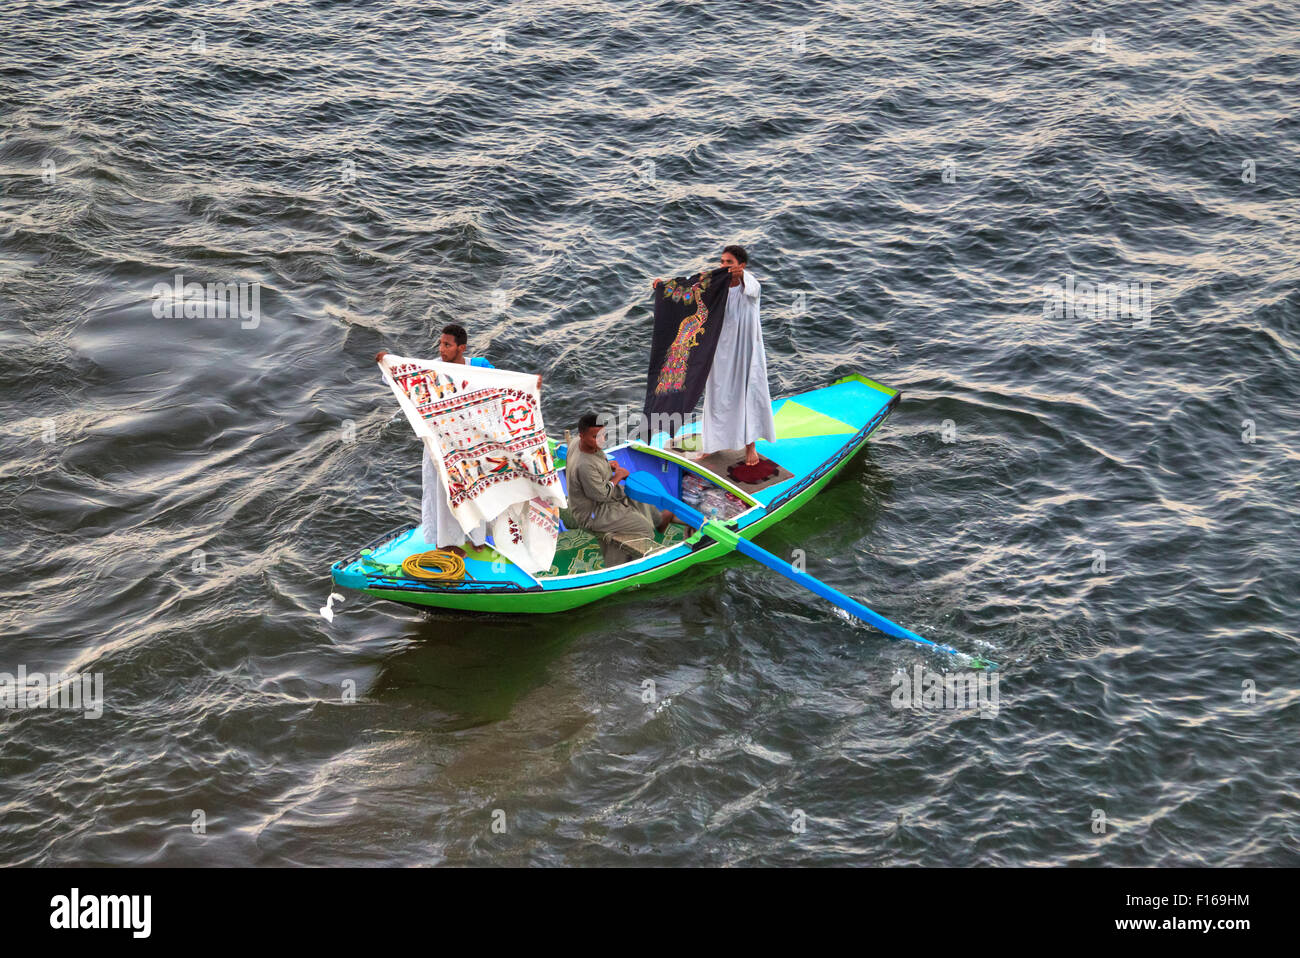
[401,550,466,582]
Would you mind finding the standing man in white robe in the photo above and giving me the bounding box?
[377,323,540,557]
[656,245,775,466]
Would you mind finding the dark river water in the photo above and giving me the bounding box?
[1,0,1297,865]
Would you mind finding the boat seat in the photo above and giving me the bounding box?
[599,530,658,559]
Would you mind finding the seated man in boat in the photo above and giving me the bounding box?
[566,413,676,567]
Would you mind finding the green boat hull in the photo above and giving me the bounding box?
[331,374,900,615]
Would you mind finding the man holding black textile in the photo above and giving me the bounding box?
[652,245,776,466]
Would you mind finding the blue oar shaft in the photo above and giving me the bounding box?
[623,471,984,664]
[728,535,963,657]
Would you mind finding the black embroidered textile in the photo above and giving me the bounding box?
[643,266,731,423]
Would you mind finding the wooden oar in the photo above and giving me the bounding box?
[624,471,994,669]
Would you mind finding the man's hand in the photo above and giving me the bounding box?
[375,350,388,363]
[536,374,542,390]
[727,264,744,281]
[611,463,630,484]
[652,278,663,290]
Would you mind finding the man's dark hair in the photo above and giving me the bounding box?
[441,323,468,346]
[578,413,600,433]
[722,244,749,264]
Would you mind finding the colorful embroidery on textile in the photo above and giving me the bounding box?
[528,498,560,536]
[387,362,560,508]
[654,271,712,396]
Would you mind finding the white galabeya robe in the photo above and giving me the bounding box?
[409,357,488,549]
[702,271,777,453]
[422,447,487,549]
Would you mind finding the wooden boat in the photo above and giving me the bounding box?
[330,373,900,614]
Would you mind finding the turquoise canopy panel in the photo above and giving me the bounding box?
[745,375,897,506]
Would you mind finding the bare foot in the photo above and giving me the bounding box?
[744,451,761,466]
[444,545,467,558]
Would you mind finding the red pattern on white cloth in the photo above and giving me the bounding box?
[379,354,566,573]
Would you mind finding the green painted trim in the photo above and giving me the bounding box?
[736,428,869,538]
[349,374,898,615]
[362,426,875,615]
[627,442,762,506]
[364,537,736,613]
[700,519,740,549]
[831,372,899,397]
